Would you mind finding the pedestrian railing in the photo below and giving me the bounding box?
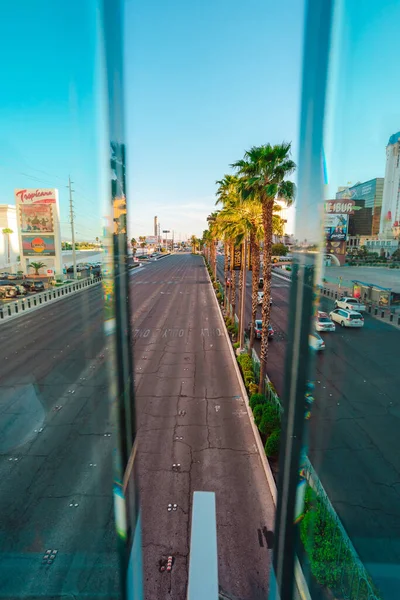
[0,276,103,324]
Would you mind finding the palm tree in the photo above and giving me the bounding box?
[215,175,243,316]
[131,237,137,256]
[206,213,219,279]
[2,228,13,265]
[138,236,147,256]
[29,261,46,276]
[190,234,198,253]
[232,143,296,391]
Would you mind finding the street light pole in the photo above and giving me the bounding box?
[67,175,77,280]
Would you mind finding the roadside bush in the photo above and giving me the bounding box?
[253,404,264,426]
[265,429,281,457]
[233,341,240,349]
[248,382,258,396]
[244,373,255,388]
[300,491,342,589]
[216,292,222,301]
[249,393,266,410]
[237,354,253,371]
[259,403,280,435]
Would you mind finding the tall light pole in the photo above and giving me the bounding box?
[67,175,77,279]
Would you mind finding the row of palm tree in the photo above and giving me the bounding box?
[202,143,296,392]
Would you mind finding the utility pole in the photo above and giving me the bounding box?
[67,175,77,280]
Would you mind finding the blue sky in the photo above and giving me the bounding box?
[125,0,305,237]
[1,1,399,241]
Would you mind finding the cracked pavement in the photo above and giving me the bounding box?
[132,254,274,600]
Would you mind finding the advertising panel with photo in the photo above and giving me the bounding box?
[324,213,348,241]
[19,204,54,233]
[22,235,56,257]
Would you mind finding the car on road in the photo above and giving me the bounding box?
[258,277,264,289]
[315,311,335,332]
[251,319,274,340]
[329,308,364,328]
[226,278,231,287]
[22,280,45,293]
[257,291,272,306]
[335,296,366,312]
[309,331,325,351]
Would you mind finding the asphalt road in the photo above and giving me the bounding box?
[217,255,400,598]
[131,254,275,600]
[0,283,121,599]
[0,254,276,600]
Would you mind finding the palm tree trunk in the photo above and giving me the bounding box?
[212,241,217,279]
[231,269,237,324]
[249,234,260,354]
[259,200,274,393]
[7,234,10,264]
[224,241,228,309]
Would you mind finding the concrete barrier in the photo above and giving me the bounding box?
[0,276,102,325]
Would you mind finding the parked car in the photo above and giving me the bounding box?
[22,280,45,292]
[226,278,231,287]
[315,311,335,332]
[0,283,18,298]
[257,291,272,306]
[309,331,325,351]
[252,319,274,340]
[329,308,364,328]
[335,296,366,312]
[1,282,27,296]
[6,273,18,280]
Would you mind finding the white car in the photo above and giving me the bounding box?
[335,296,366,312]
[316,311,335,332]
[257,291,272,306]
[329,308,364,328]
[309,331,325,351]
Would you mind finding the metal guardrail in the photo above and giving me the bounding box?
[0,276,102,324]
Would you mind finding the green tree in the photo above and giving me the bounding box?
[138,236,147,255]
[232,144,296,392]
[272,243,288,256]
[131,237,137,256]
[29,261,46,276]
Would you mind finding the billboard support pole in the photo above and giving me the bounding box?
[68,176,77,279]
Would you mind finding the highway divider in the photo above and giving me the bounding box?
[205,255,381,600]
[0,276,102,325]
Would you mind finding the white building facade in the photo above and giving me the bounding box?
[380,132,400,238]
[0,205,20,270]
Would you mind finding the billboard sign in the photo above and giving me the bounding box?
[22,235,56,256]
[324,213,349,241]
[325,200,355,215]
[19,204,54,233]
[15,188,57,204]
[231,244,242,270]
[15,189,62,274]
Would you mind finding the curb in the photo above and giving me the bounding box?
[203,257,311,600]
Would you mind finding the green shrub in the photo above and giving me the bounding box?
[237,354,253,371]
[264,429,281,457]
[216,292,222,301]
[249,393,266,409]
[233,341,240,349]
[253,404,264,426]
[244,373,255,387]
[248,382,259,396]
[259,403,280,435]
